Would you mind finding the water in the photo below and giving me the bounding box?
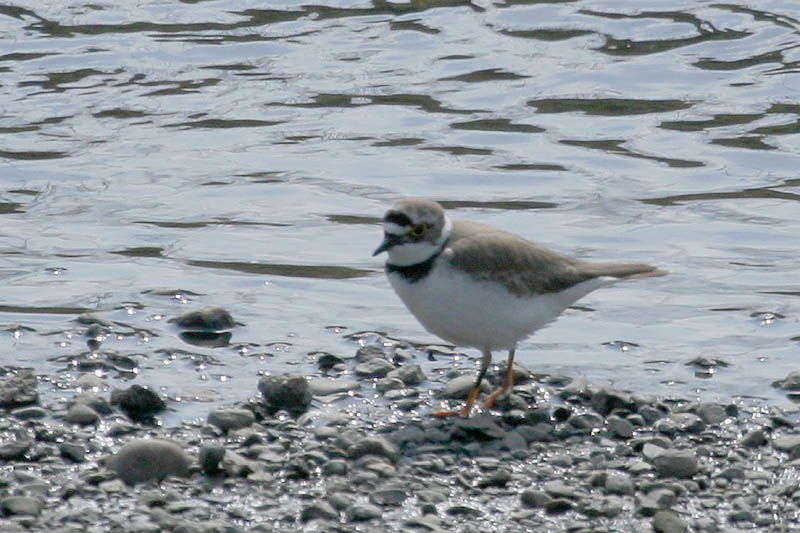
[1,0,799,423]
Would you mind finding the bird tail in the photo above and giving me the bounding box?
[582,262,668,280]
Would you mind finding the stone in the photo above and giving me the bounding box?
[520,490,550,508]
[605,472,634,495]
[653,510,688,533]
[544,498,572,514]
[11,406,47,420]
[543,481,576,499]
[354,358,395,378]
[653,449,698,479]
[111,385,166,421]
[443,375,489,399]
[59,442,86,463]
[207,408,255,432]
[772,371,800,390]
[696,403,727,425]
[198,446,225,474]
[608,415,634,438]
[369,488,407,506]
[0,440,31,461]
[657,413,705,435]
[772,434,800,453]
[308,377,360,396]
[65,403,100,425]
[1,496,43,517]
[322,459,347,476]
[107,439,190,485]
[741,428,767,447]
[591,387,635,416]
[345,503,382,522]
[258,373,312,411]
[452,415,506,440]
[0,370,38,408]
[348,436,400,463]
[172,305,235,331]
[386,364,425,386]
[301,501,339,522]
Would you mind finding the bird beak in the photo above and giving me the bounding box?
[373,234,398,256]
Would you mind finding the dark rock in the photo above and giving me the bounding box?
[207,408,255,432]
[653,510,688,533]
[520,490,550,509]
[477,469,511,488]
[0,370,38,408]
[111,385,166,421]
[608,415,634,438]
[741,428,767,447]
[591,387,635,416]
[301,501,339,522]
[258,373,312,411]
[653,449,699,479]
[172,305,235,331]
[198,446,225,474]
[696,403,727,425]
[348,436,400,463]
[605,472,634,495]
[772,371,800,391]
[451,414,505,440]
[1,496,43,517]
[657,413,705,435]
[369,488,407,506]
[107,439,190,485]
[0,440,31,461]
[544,498,573,514]
[59,443,86,463]
[11,406,47,420]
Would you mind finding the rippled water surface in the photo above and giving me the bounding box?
[2,0,799,422]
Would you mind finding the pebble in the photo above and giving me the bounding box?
[198,445,225,474]
[345,503,382,522]
[443,375,489,399]
[0,440,31,461]
[653,449,699,479]
[59,442,86,463]
[607,415,634,438]
[0,370,38,407]
[605,472,635,495]
[741,428,768,447]
[172,305,235,331]
[207,408,255,431]
[308,377,360,396]
[386,364,425,386]
[107,439,190,485]
[653,510,688,533]
[1,496,44,517]
[349,436,400,463]
[354,358,395,378]
[65,403,100,425]
[111,385,166,421]
[258,373,312,411]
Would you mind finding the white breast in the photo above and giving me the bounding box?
[388,262,615,351]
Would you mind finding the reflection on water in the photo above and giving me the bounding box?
[1,1,799,419]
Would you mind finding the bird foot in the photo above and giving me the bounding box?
[482,388,509,410]
[431,405,473,418]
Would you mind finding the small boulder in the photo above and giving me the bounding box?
[171,305,235,331]
[258,373,312,411]
[107,439,190,485]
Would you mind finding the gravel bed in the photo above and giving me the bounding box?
[1,328,799,532]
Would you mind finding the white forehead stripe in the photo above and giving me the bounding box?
[383,221,407,235]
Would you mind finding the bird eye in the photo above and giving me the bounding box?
[411,224,427,237]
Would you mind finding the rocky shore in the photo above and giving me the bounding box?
[1,322,799,532]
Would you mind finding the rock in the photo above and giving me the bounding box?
[375,377,405,392]
[172,305,235,331]
[452,415,505,440]
[386,364,425,386]
[605,472,634,495]
[348,436,400,463]
[59,442,86,463]
[0,440,31,461]
[11,406,47,420]
[71,391,113,414]
[443,374,489,399]
[369,488,407,506]
[354,358,395,378]
[543,481,576,499]
[772,434,800,453]
[520,490,550,508]
[772,371,800,390]
[591,387,635,416]
[198,446,225,474]
[346,503,382,522]
[544,498,572,514]
[1,496,43,517]
[568,412,604,430]
[111,385,166,421]
[0,370,38,408]
[657,413,705,435]
[65,403,100,425]
[696,403,727,425]
[653,449,699,479]
[107,439,190,485]
[741,428,767,447]
[258,373,312,411]
[207,408,255,431]
[653,510,688,532]
[608,415,634,438]
[322,459,347,476]
[301,501,339,522]
[308,377,360,396]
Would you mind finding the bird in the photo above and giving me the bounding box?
[373,197,666,417]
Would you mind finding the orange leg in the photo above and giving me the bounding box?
[432,348,492,418]
[483,348,515,409]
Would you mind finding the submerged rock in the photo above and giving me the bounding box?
[172,305,236,331]
[207,408,255,432]
[107,439,190,485]
[111,385,166,421]
[258,373,312,411]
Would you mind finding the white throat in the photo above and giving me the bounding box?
[386,215,453,267]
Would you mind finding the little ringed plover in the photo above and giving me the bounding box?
[373,197,666,417]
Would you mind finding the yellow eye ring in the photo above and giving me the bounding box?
[411,224,427,237]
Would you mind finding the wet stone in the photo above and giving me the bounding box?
[375,377,404,393]
[605,472,634,495]
[59,442,86,463]
[657,413,705,435]
[107,439,190,485]
[653,510,688,533]
[543,481,576,499]
[172,305,235,331]
[345,503,382,522]
[111,385,166,421]
[772,371,800,391]
[11,406,47,420]
[653,449,699,479]
[1,496,43,517]
[369,488,407,506]
[591,387,635,416]
[0,440,31,461]
[354,358,395,378]
[348,436,400,463]
[65,403,100,425]
[386,364,425,386]
[443,375,488,399]
[301,501,338,522]
[322,459,347,476]
[0,370,38,408]
[772,434,800,453]
[741,428,767,447]
[258,373,312,412]
[207,408,255,432]
[696,403,727,425]
[608,415,634,438]
[451,414,505,440]
[544,498,573,514]
[198,446,225,475]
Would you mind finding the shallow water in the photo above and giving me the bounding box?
[1,0,799,423]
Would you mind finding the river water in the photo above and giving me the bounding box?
[1,0,799,423]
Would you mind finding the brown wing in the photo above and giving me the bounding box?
[445,220,665,297]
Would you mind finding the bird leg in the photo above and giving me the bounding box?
[432,349,492,417]
[483,348,515,409]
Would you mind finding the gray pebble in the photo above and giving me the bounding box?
[11,406,47,420]
[322,459,348,476]
[520,490,551,508]
[349,436,400,463]
[198,445,225,474]
[369,488,407,506]
[309,377,360,396]
[107,439,190,485]
[1,496,43,517]
[59,442,86,463]
[172,305,235,331]
[65,403,100,425]
[354,358,395,378]
[443,375,488,399]
[0,369,38,408]
[653,449,699,479]
[111,385,166,421]
[543,480,576,499]
[346,503,382,522]
[301,501,339,522]
[605,472,634,495]
[696,403,726,425]
[653,510,688,533]
[375,377,404,393]
[772,434,800,452]
[258,373,312,411]
[207,408,255,431]
[740,428,767,447]
[0,440,31,461]
[544,498,572,514]
[608,415,634,438]
[386,364,425,386]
